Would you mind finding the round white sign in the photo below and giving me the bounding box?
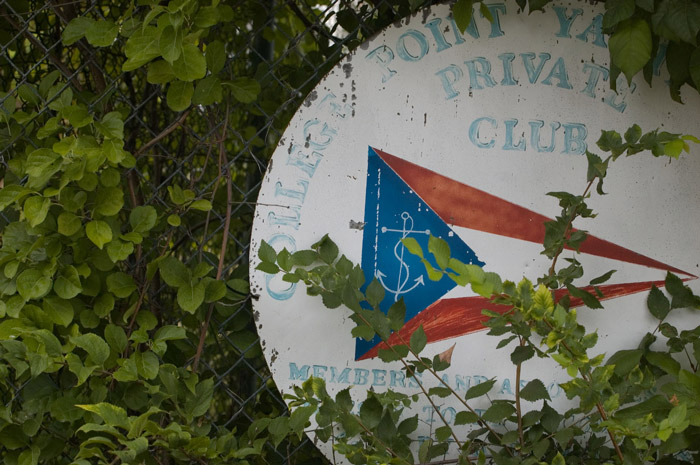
[250,0,700,459]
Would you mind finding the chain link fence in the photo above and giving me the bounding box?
[0,1,430,463]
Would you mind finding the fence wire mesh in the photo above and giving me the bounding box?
[0,0,429,463]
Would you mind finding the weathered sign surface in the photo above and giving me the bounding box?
[250,0,700,459]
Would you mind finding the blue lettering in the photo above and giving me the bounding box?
[435,64,464,100]
[372,369,387,386]
[530,120,560,152]
[465,58,496,90]
[424,18,452,52]
[287,145,322,177]
[265,234,297,300]
[541,57,573,89]
[303,119,336,150]
[274,179,308,203]
[442,407,456,424]
[605,75,636,113]
[267,207,300,229]
[484,3,506,38]
[553,6,582,38]
[390,370,406,388]
[331,367,351,384]
[319,93,352,119]
[521,52,551,84]
[499,378,514,395]
[354,368,369,385]
[455,375,471,391]
[575,14,606,48]
[503,119,525,151]
[563,123,588,155]
[289,362,310,380]
[548,382,563,398]
[498,53,518,86]
[581,62,609,99]
[396,30,429,62]
[366,46,396,83]
[469,117,497,149]
[313,365,328,379]
[408,371,423,388]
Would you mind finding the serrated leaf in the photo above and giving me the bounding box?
[482,401,515,422]
[510,345,535,364]
[519,379,551,402]
[359,395,382,428]
[428,235,450,270]
[410,325,427,353]
[452,0,474,33]
[465,378,496,400]
[647,285,671,320]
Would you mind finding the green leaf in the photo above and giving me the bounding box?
[387,299,406,331]
[86,220,112,249]
[289,404,316,434]
[206,40,226,74]
[54,266,82,299]
[94,293,115,317]
[73,333,110,366]
[154,325,186,342]
[666,272,697,308]
[647,285,671,319]
[105,324,127,353]
[607,349,643,376]
[409,325,427,353]
[177,281,205,313]
[134,351,159,380]
[57,212,82,236]
[43,297,74,326]
[62,17,93,45]
[228,77,261,103]
[95,187,124,216]
[482,401,516,422]
[159,25,182,63]
[159,256,190,288]
[147,60,176,84]
[366,279,385,307]
[107,239,134,263]
[106,272,137,299]
[428,235,450,270]
[291,250,318,266]
[77,403,129,429]
[85,19,118,47]
[455,411,479,425]
[652,0,700,44]
[123,26,161,71]
[609,19,652,83]
[519,379,551,402]
[359,395,382,428]
[465,378,496,400]
[603,0,635,29]
[23,196,50,227]
[646,351,681,376]
[17,269,52,300]
[194,6,219,28]
[590,269,616,285]
[129,206,157,233]
[452,0,474,34]
[172,43,206,81]
[510,345,535,364]
[62,105,93,128]
[166,80,193,112]
[95,112,124,140]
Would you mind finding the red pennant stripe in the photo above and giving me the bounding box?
[373,148,695,278]
[358,280,669,360]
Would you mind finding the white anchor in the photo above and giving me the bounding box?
[376,211,430,301]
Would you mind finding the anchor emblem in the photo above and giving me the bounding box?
[375,211,429,301]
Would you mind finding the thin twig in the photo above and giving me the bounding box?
[515,337,525,452]
[192,105,231,372]
[135,109,192,157]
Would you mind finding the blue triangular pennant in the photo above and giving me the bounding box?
[357,147,484,359]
